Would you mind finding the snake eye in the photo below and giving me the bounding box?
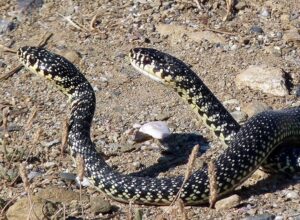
[28,55,36,66]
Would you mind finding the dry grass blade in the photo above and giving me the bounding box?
[208,161,218,208]
[37,32,53,47]
[193,0,202,10]
[59,14,89,32]
[19,163,40,220]
[176,199,187,220]
[0,44,17,53]
[61,118,69,156]
[0,65,23,82]
[77,155,85,219]
[170,144,200,206]
[90,13,100,31]
[2,107,9,156]
[25,106,38,130]
[223,0,234,21]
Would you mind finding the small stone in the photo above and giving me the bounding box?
[215,194,241,210]
[59,172,76,181]
[230,44,238,51]
[28,171,42,181]
[243,101,272,117]
[0,19,16,34]
[231,110,247,123]
[274,216,284,220]
[133,161,142,169]
[261,8,271,18]
[62,50,81,64]
[90,196,112,214]
[75,176,90,187]
[235,65,289,97]
[6,196,57,220]
[235,1,246,10]
[283,28,300,44]
[242,214,275,220]
[41,139,60,148]
[285,190,299,199]
[250,26,264,34]
[139,121,171,139]
[272,46,282,57]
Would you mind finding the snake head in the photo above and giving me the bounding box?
[129,48,192,84]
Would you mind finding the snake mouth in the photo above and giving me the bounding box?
[129,48,165,83]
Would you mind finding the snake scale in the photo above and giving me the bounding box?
[16,46,300,205]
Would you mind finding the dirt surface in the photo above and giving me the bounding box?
[0,0,300,219]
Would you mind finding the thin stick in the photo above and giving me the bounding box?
[90,13,100,31]
[223,0,234,21]
[0,44,17,53]
[77,155,85,219]
[204,27,237,36]
[61,118,69,156]
[2,107,9,156]
[25,106,38,130]
[170,144,200,206]
[59,14,89,32]
[193,0,202,10]
[208,161,218,208]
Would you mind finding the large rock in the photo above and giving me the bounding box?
[6,196,58,220]
[235,65,289,96]
[156,23,226,45]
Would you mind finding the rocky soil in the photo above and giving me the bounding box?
[0,0,300,219]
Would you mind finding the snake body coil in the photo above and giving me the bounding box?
[17,46,300,205]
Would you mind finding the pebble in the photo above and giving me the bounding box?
[28,171,42,181]
[283,28,300,44]
[261,8,271,18]
[59,172,77,181]
[75,176,90,187]
[139,121,171,139]
[6,196,57,220]
[215,194,241,210]
[285,190,299,199]
[18,0,44,12]
[250,26,264,34]
[90,196,112,214]
[235,65,289,97]
[62,50,81,64]
[243,101,272,118]
[242,214,275,220]
[274,216,284,220]
[41,139,60,148]
[235,1,247,10]
[231,110,247,123]
[0,19,16,34]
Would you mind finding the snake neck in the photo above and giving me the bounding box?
[168,71,240,144]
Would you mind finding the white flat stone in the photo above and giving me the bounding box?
[139,121,171,139]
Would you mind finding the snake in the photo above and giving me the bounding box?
[16,46,300,205]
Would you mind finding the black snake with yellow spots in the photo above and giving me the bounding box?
[17,46,300,205]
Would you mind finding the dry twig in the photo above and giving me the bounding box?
[2,107,9,156]
[170,144,200,206]
[25,106,38,130]
[208,161,218,208]
[61,118,69,156]
[223,0,234,21]
[77,155,85,219]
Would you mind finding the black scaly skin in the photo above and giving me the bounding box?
[129,48,300,174]
[17,46,300,205]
